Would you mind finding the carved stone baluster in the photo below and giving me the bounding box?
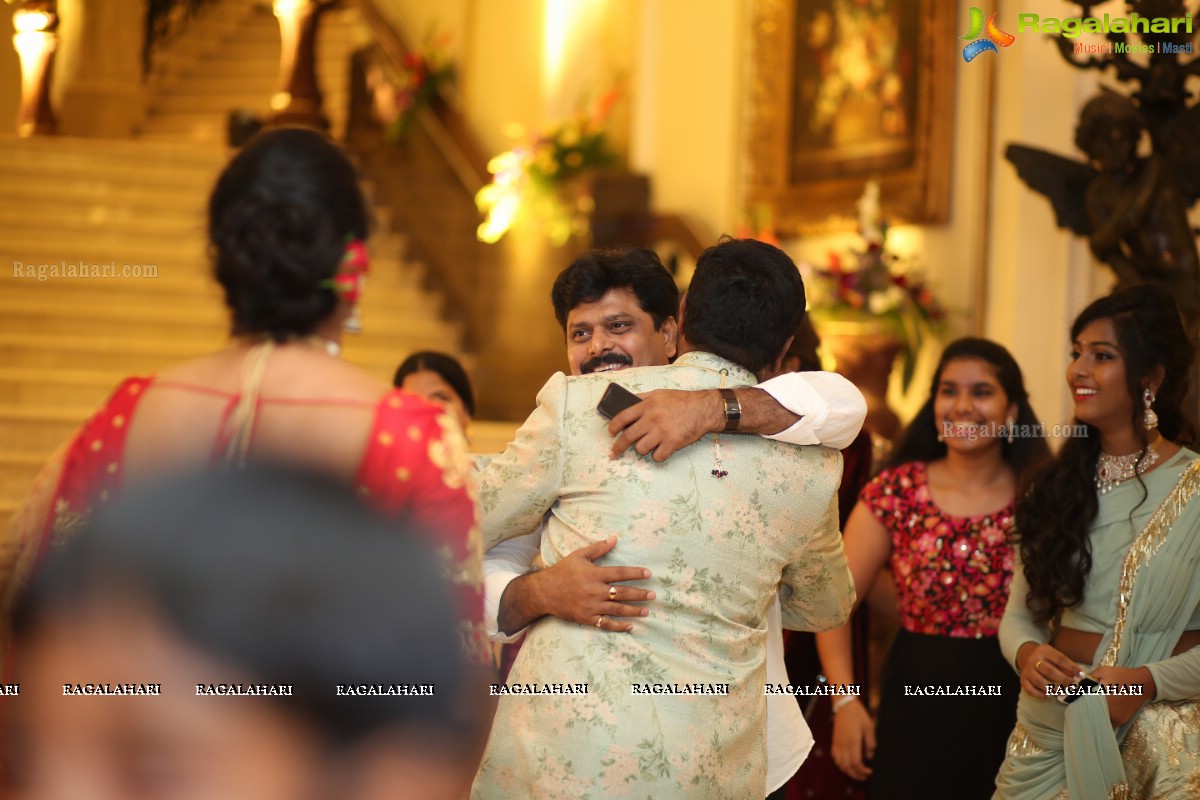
[11,1,58,137]
[267,0,328,130]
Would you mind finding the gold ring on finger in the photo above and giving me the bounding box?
[608,585,617,601]
[1035,659,1044,672]
[596,615,603,628]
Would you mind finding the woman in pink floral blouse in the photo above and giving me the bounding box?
[816,338,1051,800]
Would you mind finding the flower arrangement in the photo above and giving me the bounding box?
[371,30,456,141]
[808,179,946,390]
[476,88,620,246]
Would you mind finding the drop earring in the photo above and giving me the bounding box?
[343,302,363,334]
[1143,388,1158,431]
[1006,416,1015,445]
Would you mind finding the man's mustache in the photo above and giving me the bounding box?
[581,352,634,375]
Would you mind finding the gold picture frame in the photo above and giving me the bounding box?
[746,0,957,234]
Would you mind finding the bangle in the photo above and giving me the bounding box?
[831,695,859,715]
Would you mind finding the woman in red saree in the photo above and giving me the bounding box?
[1,129,486,668]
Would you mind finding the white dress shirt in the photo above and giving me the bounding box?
[759,369,867,450]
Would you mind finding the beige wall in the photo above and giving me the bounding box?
[985,0,1113,434]
[631,0,744,240]
[376,0,633,159]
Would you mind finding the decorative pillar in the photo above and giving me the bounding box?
[267,0,328,130]
[11,1,58,136]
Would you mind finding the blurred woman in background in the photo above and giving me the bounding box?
[0,129,486,667]
[395,351,475,434]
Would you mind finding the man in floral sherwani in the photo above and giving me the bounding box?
[472,238,856,799]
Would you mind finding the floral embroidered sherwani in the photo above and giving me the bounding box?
[472,352,855,800]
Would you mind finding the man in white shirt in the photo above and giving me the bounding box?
[483,247,865,796]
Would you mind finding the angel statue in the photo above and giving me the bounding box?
[1006,90,1200,318]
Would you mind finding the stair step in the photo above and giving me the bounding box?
[0,134,229,165]
[0,499,18,534]
[2,239,201,266]
[0,303,453,340]
[170,75,280,95]
[0,158,220,192]
[0,225,210,260]
[0,367,127,408]
[0,406,91,454]
[0,331,459,373]
[152,92,276,114]
[178,56,280,78]
[0,190,205,218]
[137,117,233,144]
[0,208,206,238]
[0,297,443,334]
[0,451,52,498]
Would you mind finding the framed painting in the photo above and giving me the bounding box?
[746,0,957,233]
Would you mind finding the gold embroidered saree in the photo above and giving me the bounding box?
[995,452,1200,799]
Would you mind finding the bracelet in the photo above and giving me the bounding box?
[831,695,859,715]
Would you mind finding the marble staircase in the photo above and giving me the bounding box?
[0,0,525,533]
[141,0,364,143]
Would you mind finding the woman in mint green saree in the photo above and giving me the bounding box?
[994,285,1200,800]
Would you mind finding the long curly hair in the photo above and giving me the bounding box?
[883,337,1050,480]
[1017,285,1195,624]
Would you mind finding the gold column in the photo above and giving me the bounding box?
[267,0,328,130]
[11,1,57,136]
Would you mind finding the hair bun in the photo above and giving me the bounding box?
[209,129,369,340]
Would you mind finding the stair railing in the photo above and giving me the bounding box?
[343,0,488,194]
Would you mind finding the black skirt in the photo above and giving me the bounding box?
[868,629,1019,800]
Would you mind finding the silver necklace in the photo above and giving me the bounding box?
[1095,441,1159,494]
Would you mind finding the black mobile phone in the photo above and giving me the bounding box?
[596,382,642,421]
[1059,674,1102,705]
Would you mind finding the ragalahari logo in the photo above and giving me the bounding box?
[961,7,1015,62]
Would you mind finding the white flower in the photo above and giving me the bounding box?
[857,179,883,245]
[867,291,895,315]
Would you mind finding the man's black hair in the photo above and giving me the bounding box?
[550,249,679,333]
[682,237,806,373]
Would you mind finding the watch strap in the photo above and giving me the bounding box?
[718,388,741,432]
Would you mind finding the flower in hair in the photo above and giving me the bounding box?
[320,239,370,304]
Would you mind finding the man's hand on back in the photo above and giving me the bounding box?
[606,389,723,462]
[497,536,655,634]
